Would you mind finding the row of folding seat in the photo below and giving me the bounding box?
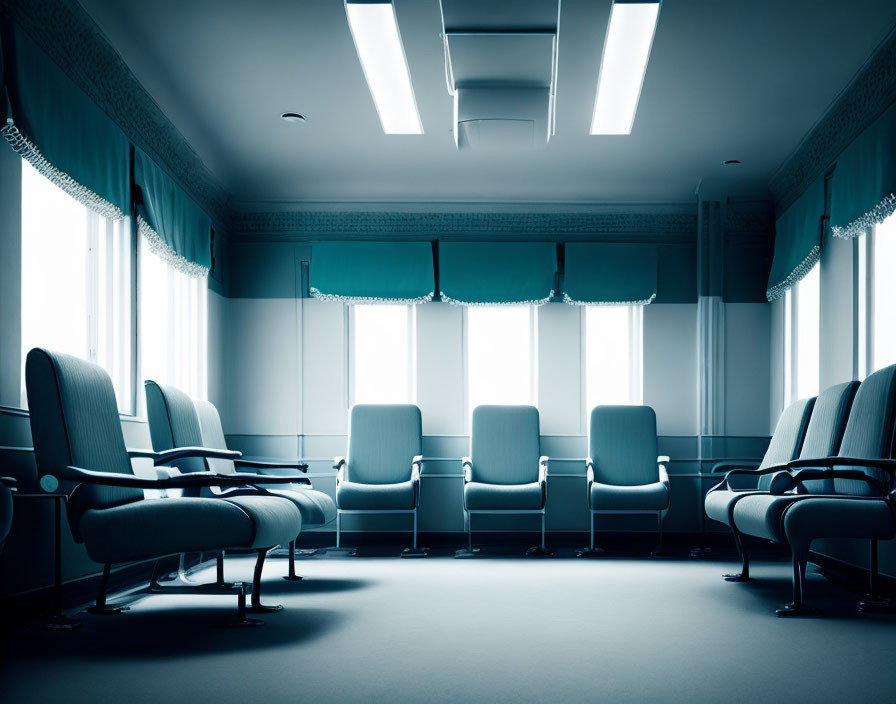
[18,347,674,623]
[145,384,673,559]
[704,364,896,616]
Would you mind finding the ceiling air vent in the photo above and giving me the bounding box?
[440,0,561,150]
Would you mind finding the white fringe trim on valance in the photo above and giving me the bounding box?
[439,290,554,306]
[139,217,209,278]
[831,193,896,240]
[310,288,433,305]
[765,244,820,302]
[561,292,656,306]
[2,119,124,221]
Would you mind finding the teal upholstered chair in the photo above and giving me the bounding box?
[706,381,857,581]
[335,404,424,556]
[26,349,302,622]
[731,364,896,615]
[584,406,669,555]
[462,405,548,555]
[145,381,336,582]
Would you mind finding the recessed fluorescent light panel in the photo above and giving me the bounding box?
[345,0,423,134]
[590,1,660,135]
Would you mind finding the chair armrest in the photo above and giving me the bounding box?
[0,476,17,488]
[128,449,160,460]
[233,459,309,473]
[769,468,887,495]
[40,466,307,492]
[411,455,422,506]
[152,447,243,466]
[788,457,896,473]
[538,456,549,485]
[711,460,760,474]
[657,455,670,464]
[658,464,670,487]
[333,456,346,470]
[462,457,472,483]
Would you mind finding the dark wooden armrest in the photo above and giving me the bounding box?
[234,459,309,473]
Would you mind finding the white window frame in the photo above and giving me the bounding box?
[580,304,644,422]
[784,262,821,404]
[347,303,416,407]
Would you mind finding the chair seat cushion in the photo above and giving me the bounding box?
[704,488,762,526]
[80,496,302,564]
[267,487,336,528]
[590,481,669,511]
[464,481,544,510]
[731,493,798,542]
[784,497,896,548]
[337,479,415,510]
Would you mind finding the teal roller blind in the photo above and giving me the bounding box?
[1,23,129,218]
[562,243,657,305]
[310,241,434,303]
[766,177,824,301]
[439,242,556,305]
[830,101,896,240]
[135,149,211,276]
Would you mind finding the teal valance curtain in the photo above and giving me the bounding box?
[766,177,824,301]
[830,101,896,240]
[135,149,211,277]
[439,242,556,305]
[562,243,657,305]
[1,23,129,219]
[310,241,434,303]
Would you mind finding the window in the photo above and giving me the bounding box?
[785,262,820,401]
[584,305,643,414]
[872,213,896,371]
[140,238,207,403]
[21,161,132,412]
[858,212,896,377]
[350,304,413,405]
[466,306,534,412]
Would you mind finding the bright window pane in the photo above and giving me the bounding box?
[140,239,207,402]
[467,306,532,411]
[873,214,896,371]
[21,160,132,412]
[352,304,410,404]
[585,305,642,414]
[795,263,820,399]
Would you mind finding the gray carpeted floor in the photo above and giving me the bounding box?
[3,553,894,703]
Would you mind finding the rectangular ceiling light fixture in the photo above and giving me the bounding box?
[590,1,660,135]
[345,0,423,134]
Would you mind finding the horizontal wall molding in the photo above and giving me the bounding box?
[0,0,231,227]
[769,23,896,214]
[231,203,699,242]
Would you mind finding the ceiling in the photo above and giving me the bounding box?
[77,0,896,205]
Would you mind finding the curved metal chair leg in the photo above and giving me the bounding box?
[723,528,751,582]
[249,549,283,613]
[283,539,304,581]
[86,563,129,614]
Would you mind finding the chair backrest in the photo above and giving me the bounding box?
[757,397,815,477]
[144,380,207,474]
[834,364,896,494]
[798,381,859,459]
[470,405,541,485]
[590,406,659,486]
[25,348,142,540]
[194,399,237,475]
[347,405,422,484]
